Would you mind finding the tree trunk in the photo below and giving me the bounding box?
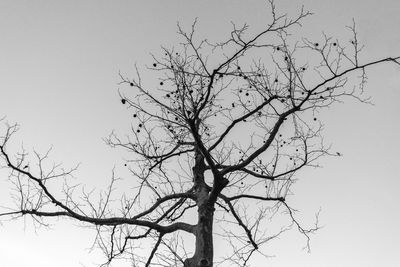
[185,150,215,267]
[184,202,214,267]
[184,150,215,267]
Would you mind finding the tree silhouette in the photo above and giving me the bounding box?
[1,2,399,267]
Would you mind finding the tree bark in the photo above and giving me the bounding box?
[184,150,215,267]
[184,201,214,267]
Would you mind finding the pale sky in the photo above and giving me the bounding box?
[0,0,399,266]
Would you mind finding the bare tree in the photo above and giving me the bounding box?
[1,2,399,267]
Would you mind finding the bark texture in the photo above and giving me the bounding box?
[184,203,214,267]
[184,151,215,267]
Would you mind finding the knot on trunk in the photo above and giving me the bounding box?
[184,257,211,267]
[198,258,210,266]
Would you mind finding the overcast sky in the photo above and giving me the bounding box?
[0,0,399,266]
